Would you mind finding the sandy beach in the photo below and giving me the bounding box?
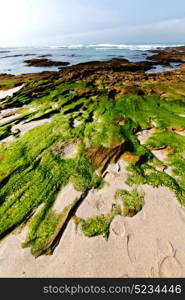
[0,182,185,278]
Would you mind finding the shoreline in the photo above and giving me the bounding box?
[1,44,185,76]
[1,45,185,278]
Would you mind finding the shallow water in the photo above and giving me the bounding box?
[0,43,184,75]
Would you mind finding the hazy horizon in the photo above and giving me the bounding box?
[0,0,185,47]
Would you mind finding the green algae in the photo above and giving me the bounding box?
[115,188,144,217]
[23,197,81,257]
[141,82,185,101]
[79,188,144,239]
[80,205,122,239]
[1,74,185,255]
[144,131,185,203]
[0,79,20,90]
[126,164,185,205]
[0,124,11,140]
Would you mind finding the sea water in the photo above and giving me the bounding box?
[0,43,184,75]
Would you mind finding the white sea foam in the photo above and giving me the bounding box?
[1,43,184,75]
[50,44,84,49]
[49,43,185,51]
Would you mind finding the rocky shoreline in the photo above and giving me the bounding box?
[1,46,185,277]
[1,46,185,90]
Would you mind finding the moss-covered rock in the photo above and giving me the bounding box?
[1,48,185,255]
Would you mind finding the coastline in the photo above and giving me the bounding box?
[1,46,185,278]
[1,43,185,75]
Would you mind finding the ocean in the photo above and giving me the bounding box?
[0,43,184,75]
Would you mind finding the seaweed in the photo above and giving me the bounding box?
[1,70,185,255]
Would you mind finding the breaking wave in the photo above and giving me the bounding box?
[49,43,185,51]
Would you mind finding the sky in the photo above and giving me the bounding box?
[0,0,185,46]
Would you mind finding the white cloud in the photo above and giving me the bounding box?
[59,18,185,44]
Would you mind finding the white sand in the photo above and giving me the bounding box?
[152,149,168,161]
[53,184,82,213]
[0,107,21,125]
[12,119,51,136]
[0,86,23,100]
[136,129,153,144]
[1,161,185,278]
[73,119,83,127]
[175,130,185,137]
[0,113,20,125]
[77,160,128,218]
[1,118,51,143]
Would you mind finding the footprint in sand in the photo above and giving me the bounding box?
[142,266,158,278]
[127,233,137,263]
[110,216,125,237]
[156,239,182,277]
[159,256,182,278]
[156,239,174,257]
[87,194,106,212]
[94,198,105,211]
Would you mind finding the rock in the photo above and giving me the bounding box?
[86,141,126,173]
[38,55,52,58]
[24,58,70,67]
[147,46,185,66]
[23,54,37,57]
[0,50,10,53]
[1,54,23,59]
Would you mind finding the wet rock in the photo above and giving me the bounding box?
[24,58,70,67]
[38,54,52,58]
[0,50,10,53]
[1,54,23,59]
[86,141,126,173]
[147,46,185,66]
